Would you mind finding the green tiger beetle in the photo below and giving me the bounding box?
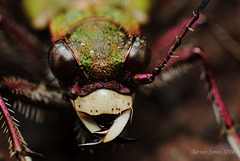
[0,0,240,160]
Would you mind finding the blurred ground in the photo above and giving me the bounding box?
[0,0,240,161]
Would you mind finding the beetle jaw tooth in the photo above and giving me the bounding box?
[71,89,133,143]
[77,112,101,133]
[103,108,131,142]
[76,108,132,143]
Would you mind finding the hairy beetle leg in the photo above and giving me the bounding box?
[0,95,32,161]
[161,47,240,158]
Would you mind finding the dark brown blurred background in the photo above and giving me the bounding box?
[1,0,240,161]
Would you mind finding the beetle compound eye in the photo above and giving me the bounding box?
[125,36,151,73]
[48,41,78,81]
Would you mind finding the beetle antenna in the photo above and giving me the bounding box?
[196,0,211,14]
[150,0,211,77]
[132,0,212,85]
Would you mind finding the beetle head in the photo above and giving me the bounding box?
[47,20,151,145]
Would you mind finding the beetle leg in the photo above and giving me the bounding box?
[0,76,70,159]
[192,48,240,158]
[0,94,32,161]
[159,47,240,158]
[0,76,70,117]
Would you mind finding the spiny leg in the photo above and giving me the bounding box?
[0,76,70,115]
[191,48,240,158]
[0,76,70,159]
[156,47,240,158]
[0,94,31,161]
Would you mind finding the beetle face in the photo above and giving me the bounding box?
[71,89,133,143]
[48,19,151,144]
